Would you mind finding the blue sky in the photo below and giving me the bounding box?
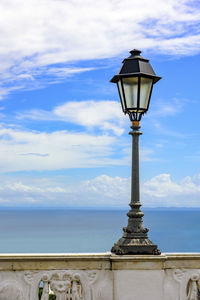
[0,0,200,208]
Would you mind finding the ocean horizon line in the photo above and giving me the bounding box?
[0,206,199,211]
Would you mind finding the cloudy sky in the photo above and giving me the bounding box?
[0,0,200,208]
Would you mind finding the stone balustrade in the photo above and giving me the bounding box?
[0,253,199,299]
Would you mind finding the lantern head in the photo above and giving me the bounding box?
[111,49,161,121]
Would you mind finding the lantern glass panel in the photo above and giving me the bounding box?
[117,80,126,112]
[122,77,138,111]
[139,77,153,110]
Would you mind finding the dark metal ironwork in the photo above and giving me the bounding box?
[111,123,160,255]
[111,49,161,122]
[110,49,161,255]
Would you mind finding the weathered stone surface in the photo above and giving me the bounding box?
[0,253,199,299]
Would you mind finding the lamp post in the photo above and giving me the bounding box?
[110,49,161,255]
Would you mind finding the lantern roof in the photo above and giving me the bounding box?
[111,49,161,83]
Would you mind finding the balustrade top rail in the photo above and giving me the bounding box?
[0,253,199,270]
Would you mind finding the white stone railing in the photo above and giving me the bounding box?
[0,253,200,300]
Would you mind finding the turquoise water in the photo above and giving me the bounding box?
[0,208,199,253]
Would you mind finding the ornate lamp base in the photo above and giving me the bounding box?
[111,208,161,255]
[111,236,160,255]
[111,124,160,255]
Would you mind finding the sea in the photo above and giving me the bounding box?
[0,208,199,253]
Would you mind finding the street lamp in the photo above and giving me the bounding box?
[110,49,161,255]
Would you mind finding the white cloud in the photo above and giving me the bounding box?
[0,117,159,173]
[17,100,126,136]
[82,174,129,202]
[54,101,122,126]
[148,98,185,118]
[47,67,95,78]
[0,174,131,207]
[149,120,186,138]
[82,173,200,207]
[0,125,128,172]
[0,0,200,98]
[142,173,200,206]
[141,97,188,138]
[0,177,70,206]
[0,173,200,207]
[0,66,93,100]
[17,96,188,139]
[79,173,200,207]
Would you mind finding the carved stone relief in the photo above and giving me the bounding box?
[186,274,200,300]
[39,272,83,300]
[0,280,25,300]
[164,269,200,300]
[0,269,112,300]
[23,269,113,300]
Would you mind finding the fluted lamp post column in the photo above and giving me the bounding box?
[111,49,161,255]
